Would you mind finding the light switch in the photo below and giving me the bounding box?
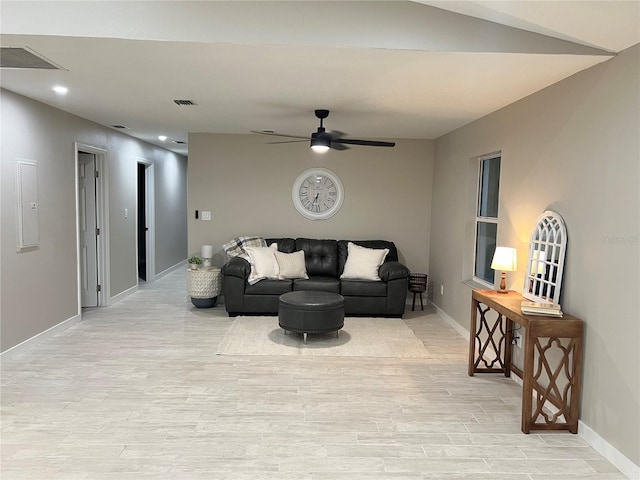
[124,208,128,218]
[202,211,212,221]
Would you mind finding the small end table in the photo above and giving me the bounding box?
[187,267,221,308]
[408,273,428,311]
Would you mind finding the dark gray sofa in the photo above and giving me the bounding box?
[221,238,410,317]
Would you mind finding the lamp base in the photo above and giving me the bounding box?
[496,271,508,293]
[203,258,212,269]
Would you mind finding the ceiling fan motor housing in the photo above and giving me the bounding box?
[311,130,331,149]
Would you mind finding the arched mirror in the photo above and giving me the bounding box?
[523,211,567,305]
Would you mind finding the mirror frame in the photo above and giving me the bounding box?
[523,210,567,305]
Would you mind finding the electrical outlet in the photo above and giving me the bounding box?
[440,285,444,296]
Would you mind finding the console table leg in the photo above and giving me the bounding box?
[521,333,535,434]
[505,318,514,378]
[468,299,479,376]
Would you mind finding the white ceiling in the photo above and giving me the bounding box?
[1,1,638,156]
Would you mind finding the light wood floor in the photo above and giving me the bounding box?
[1,269,625,479]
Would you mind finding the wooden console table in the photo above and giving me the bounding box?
[468,289,583,434]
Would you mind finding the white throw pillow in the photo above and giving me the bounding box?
[340,242,389,281]
[245,244,279,285]
[275,250,308,280]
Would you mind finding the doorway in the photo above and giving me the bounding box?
[137,163,147,281]
[75,144,108,309]
[137,160,155,283]
[78,152,98,306]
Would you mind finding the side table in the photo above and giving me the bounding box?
[408,273,428,311]
[187,267,221,308]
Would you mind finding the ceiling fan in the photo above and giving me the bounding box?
[252,109,396,152]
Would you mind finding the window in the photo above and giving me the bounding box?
[474,155,501,284]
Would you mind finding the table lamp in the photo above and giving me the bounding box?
[201,244,213,269]
[491,246,517,293]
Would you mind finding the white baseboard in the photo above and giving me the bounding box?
[110,284,137,304]
[434,303,470,340]
[579,421,639,479]
[0,312,81,360]
[155,260,187,280]
[433,305,639,480]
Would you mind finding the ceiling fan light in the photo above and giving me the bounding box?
[311,144,330,153]
[310,136,330,153]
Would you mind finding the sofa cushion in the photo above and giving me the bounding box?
[340,242,389,281]
[340,279,387,297]
[338,240,398,274]
[293,276,340,293]
[267,238,295,253]
[275,250,308,280]
[245,278,293,295]
[295,238,338,277]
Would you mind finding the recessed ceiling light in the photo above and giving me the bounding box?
[158,135,167,141]
[52,85,68,95]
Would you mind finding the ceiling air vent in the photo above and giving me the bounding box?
[172,140,187,145]
[110,124,130,130]
[173,99,196,106]
[1,47,64,69]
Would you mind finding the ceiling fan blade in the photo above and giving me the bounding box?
[267,140,308,144]
[250,130,309,140]
[330,142,350,151]
[333,138,396,147]
[327,130,347,140]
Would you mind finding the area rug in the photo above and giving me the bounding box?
[216,316,430,358]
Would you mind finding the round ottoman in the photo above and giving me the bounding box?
[279,291,345,344]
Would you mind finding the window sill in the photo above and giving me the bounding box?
[461,279,493,290]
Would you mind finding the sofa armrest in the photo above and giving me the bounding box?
[378,261,410,282]
[221,256,251,279]
[221,257,251,316]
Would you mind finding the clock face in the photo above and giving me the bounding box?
[292,168,344,220]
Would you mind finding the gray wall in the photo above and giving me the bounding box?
[429,45,639,465]
[1,89,188,352]
[187,134,433,273]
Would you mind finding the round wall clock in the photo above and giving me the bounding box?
[292,167,344,220]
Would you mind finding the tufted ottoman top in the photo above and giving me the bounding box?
[279,291,344,311]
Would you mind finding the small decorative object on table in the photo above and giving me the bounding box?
[187,267,221,308]
[201,245,214,269]
[188,255,202,270]
[408,273,427,311]
[520,300,563,317]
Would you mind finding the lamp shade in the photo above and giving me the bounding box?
[491,246,517,272]
[201,245,214,259]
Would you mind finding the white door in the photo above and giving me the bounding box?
[78,152,98,307]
